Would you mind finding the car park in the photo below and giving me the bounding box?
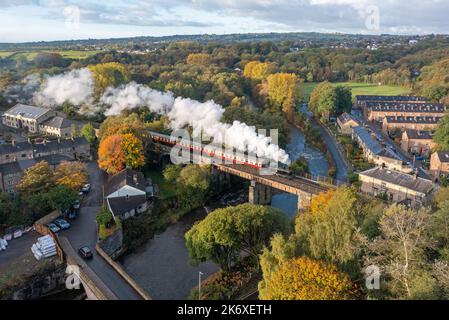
[78,246,93,259]
[54,219,71,230]
[47,223,61,233]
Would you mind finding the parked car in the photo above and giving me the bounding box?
[73,199,81,210]
[78,246,93,259]
[415,156,425,161]
[67,209,78,220]
[47,223,61,233]
[81,184,91,193]
[54,219,71,230]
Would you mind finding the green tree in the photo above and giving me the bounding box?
[434,113,449,151]
[335,85,352,114]
[80,123,97,144]
[309,81,337,121]
[45,185,78,211]
[185,204,287,271]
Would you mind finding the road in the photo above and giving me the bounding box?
[299,103,349,182]
[61,162,142,300]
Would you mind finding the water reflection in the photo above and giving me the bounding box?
[271,125,329,218]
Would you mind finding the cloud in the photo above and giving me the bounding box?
[2,0,449,37]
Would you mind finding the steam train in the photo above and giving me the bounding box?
[149,131,280,170]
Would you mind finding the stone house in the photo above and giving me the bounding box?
[337,112,360,135]
[366,102,446,122]
[401,130,436,156]
[430,151,449,178]
[39,116,83,138]
[382,116,441,134]
[359,166,435,208]
[2,104,55,133]
[0,141,34,165]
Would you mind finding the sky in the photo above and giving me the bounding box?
[1,0,449,43]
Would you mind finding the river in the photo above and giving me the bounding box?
[271,124,329,218]
[120,124,329,299]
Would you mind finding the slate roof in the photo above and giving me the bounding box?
[0,141,33,155]
[359,167,434,194]
[436,151,449,164]
[3,104,51,119]
[356,95,426,102]
[367,102,446,113]
[338,112,359,126]
[403,129,433,140]
[384,116,441,124]
[352,126,383,155]
[33,137,89,154]
[107,195,147,216]
[104,168,146,197]
[40,116,78,129]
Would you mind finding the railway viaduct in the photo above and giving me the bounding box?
[151,140,333,211]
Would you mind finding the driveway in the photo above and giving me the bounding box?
[61,162,142,300]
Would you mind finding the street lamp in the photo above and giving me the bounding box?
[198,271,204,300]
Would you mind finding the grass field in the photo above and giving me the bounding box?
[1,50,101,61]
[303,82,411,102]
[0,51,15,58]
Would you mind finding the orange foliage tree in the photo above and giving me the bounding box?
[98,134,126,174]
[98,133,145,174]
[259,256,353,300]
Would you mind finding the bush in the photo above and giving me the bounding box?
[189,284,231,300]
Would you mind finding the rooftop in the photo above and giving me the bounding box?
[359,166,434,194]
[384,116,441,124]
[107,195,147,216]
[436,151,449,163]
[104,168,146,197]
[337,112,359,125]
[403,129,433,140]
[356,95,426,102]
[367,102,446,113]
[40,116,78,129]
[3,104,51,120]
[352,126,383,155]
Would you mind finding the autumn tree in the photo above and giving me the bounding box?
[266,73,302,118]
[243,61,273,81]
[186,53,212,65]
[98,134,126,174]
[98,113,147,142]
[17,161,55,194]
[295,187,362,275]
[122,133,145,169]
[88,62,130,97]
[185,203,287,271]
[259,256,353,300]
[54,161,88,191]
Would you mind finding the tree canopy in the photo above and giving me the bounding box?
[185,203,287,271]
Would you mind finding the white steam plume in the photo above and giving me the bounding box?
[33,68,94,107]
[102,82,290,164]
[33,71,290,164]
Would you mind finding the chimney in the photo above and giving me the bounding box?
[126,194,129,201]
[28,137,31,144]
[11,140,15,147]
[133,174,138,185]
